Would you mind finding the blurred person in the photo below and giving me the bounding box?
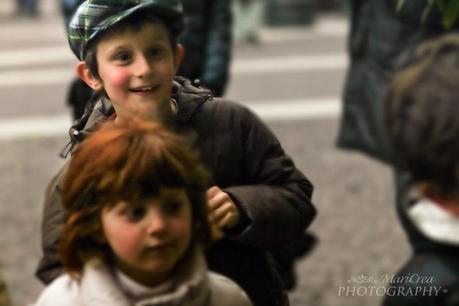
[60,0,84,27]
[31,120,252,306]
[16,0,39,17]
[232,0,265,44]
[65,0,232,120]
[35,1,316,306]
[178,0,232,97]
[336,0,459,251]
[383,33,459,306]
[60,0,89,121]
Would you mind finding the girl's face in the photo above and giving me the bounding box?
[90,22,182,124]
[101,188,192,286]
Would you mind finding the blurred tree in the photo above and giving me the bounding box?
[396,0,459,29]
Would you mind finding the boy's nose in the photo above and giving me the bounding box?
[134,55,153,77]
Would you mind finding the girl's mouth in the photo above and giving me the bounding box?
[144,243,173,255]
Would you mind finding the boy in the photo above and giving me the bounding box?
[36,1,316,306]
[383,33,459,306]
[63,0,231,120]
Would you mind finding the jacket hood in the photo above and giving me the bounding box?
[172,76,214,123]
[62,77,213,157]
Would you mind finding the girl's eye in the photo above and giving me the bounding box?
[125,206,146,222]
[163,201,183,216]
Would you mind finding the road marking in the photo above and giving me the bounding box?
[0,97,340,140]
[0,114,71,140]
[259,17,348,43]
[0,53,347,87]
[0,68,74,87]
[232,54,347,74]
[0,46,74,69]
[247,97,340,120]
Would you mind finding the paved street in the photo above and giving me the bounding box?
[0,1,411,306]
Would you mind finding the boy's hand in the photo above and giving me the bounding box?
[207,186,240,240]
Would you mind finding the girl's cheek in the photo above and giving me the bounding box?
[109,225,143,259]
[175,219,192,244]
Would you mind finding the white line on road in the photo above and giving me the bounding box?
[0,68,74,87]
[0,114,71,140]
[259,17,348,43]
[246,97,341,120]
[0,54,347,87]
[0,46,74,69]
[0,97,340,141]
[232,54,347,74]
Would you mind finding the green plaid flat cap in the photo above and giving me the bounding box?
[68,0,184,60]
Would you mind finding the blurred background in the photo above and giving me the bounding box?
[0,0,410,305]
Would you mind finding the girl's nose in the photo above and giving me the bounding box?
[145,210,167,235]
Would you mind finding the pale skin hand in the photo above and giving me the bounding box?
[207,186,241,241]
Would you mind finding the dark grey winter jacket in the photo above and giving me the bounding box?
[337,0,459,164]
[36,77,315,306]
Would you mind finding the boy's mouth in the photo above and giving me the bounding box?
[130,85,159,94]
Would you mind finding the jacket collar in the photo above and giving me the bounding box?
[62,77,212,157]
[80,246,211,306]
[172,76,213,124]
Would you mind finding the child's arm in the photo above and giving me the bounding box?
[201,101,316,248]
[35,162,70,284]
[207,186,245,240]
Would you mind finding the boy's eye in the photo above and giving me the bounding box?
[124,206,146,222]
[113,52,132,63]
[149,47,163,57]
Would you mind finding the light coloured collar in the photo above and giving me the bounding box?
[79,246,210,306]
[114,269,173,302]
[408,197,459,245]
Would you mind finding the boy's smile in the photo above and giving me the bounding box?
[130,84,161,96]
[87,21,182,124]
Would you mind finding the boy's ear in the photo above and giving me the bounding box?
[174,43,185,74]
[76,61,103,91]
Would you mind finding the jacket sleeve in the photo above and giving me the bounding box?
[35,162,69,284]
[200,0,232,96]
[223,106,316,248]
[208,272,253,306]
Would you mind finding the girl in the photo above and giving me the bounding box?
[33,121,252,306]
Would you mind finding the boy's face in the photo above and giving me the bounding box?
[81,22,182,123]
[101,188,192,286]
